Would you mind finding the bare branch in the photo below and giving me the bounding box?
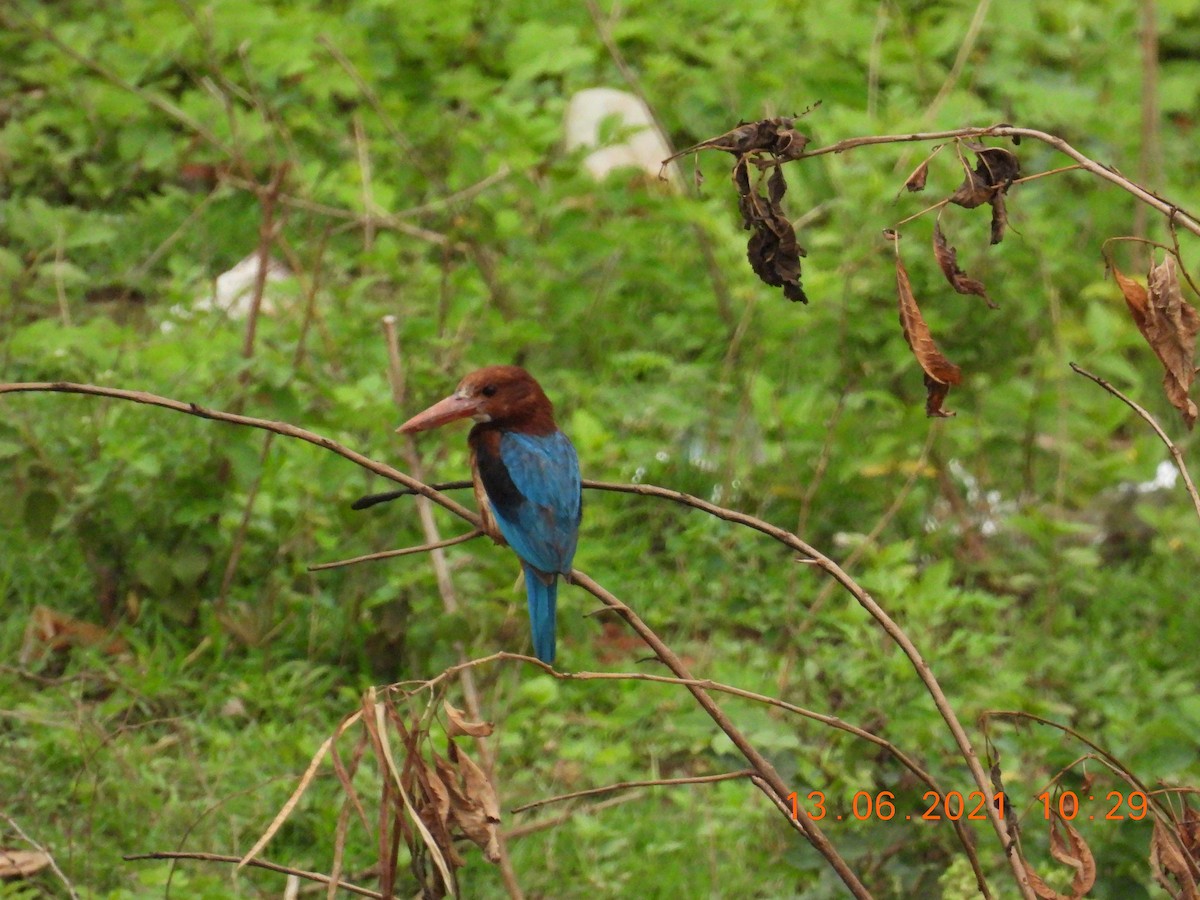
[0,812,79,900]
[793,124,1200,237]
[1069,363,1200,523]
[511,771,756,815]
[123,851,382,899]
[309,530,484,572]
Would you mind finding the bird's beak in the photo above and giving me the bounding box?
[396,393,478,434]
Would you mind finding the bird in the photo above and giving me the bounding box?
[397,366,582,664]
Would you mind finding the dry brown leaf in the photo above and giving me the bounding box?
[904,159,930,193]
[1151,818,1200,899]
[990,193,1010,245]
[448,740,502,863]
[672,116,813,304]
[422,755,453,831]
[20,605,128,664]
[895,254,962,417]
[949,145,1020,244]
[444,701,494,739]
[0,849,51,878]
[1049,817,1096,896]
[737,158,808,304]
[1114,256,1200,428]
[452,744,501,825]
[933,219,996,308]
[668,116,811,163]
[950,145,1020,209]
[1024,813,1096,900]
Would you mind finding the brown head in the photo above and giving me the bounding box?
[397,365,559,436]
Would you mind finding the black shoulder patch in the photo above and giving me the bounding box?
[474,433,526,520]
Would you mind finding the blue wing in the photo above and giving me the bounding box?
[485,430,581,576]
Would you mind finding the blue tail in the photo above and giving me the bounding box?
[523,564,558,664]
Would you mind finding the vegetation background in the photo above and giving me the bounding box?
[2,0,1199,896]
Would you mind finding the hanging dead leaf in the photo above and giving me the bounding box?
[1151,818,1200,899]
[667,116,814,303]
[1114,255,1200,428]
[0,849,51,878]
[665,116,811,165]
[444,700,494,738]
[949,145,1020,244]
[448,740,502,863]
[904,159,930,193]
[933,219,996,308]
[895,254,962,417]
[950,145,1020,208]
[900,143,945,194]
[990,193,1010,245]
[1024,813,1096,900]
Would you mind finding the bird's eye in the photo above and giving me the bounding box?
[481,384,497,397]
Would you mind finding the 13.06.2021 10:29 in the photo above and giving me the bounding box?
[787,789,1150,823]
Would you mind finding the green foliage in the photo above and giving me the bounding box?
[3,0,1200,896]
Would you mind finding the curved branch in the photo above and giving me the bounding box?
[585,479,1025,897]
[123,851,381,899]
[1069,363,1200,524]
[511,771,756,815]
[309,529,483,571]
[791,124,1200,238]
[0,381,479,524]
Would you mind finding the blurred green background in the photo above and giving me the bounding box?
[2,0,1199,896]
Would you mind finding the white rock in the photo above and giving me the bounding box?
[564,88,681,187]
[195,252,291,319]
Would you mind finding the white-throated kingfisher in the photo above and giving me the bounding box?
[397,366,582,664]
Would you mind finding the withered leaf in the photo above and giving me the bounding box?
[674,117,813,304]
[450,741,501,825]
[422,755,453,829]
[1025,814,1096,900]
[1115,255,1200,428]
[950,146,1021,208]
[950,145,1020,244]
[990,193,1009,245]
[896,254,962,417]
[448,740,502,863]
[933,219,996,308]
[1048,817,1096,896]
[444,700,494,738]
[768,165,787,205]
[664,117,810,166]
[904,159,930,192]
[1150,818,1200,899]
[0,849,51,878]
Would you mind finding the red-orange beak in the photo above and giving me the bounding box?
[396,393,479,434]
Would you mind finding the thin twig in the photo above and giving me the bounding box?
[1069,363,1200,523]
[124,851,382,899]
[241,162,290,361]
[504,792,643,839]
[0,382,480,522]
[797,423,939,632]
[791,124,1200,237]
[511,771,755,814]
[309,530,483,572]
[925,0,993,121]
[0,812,80,900]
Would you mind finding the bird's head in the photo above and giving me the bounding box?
[397,365,557,435]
